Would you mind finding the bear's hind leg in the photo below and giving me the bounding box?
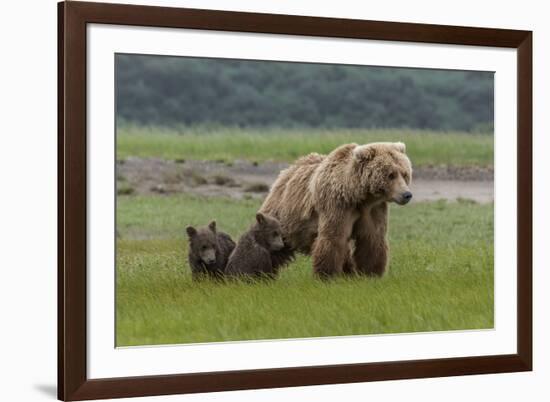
[311,211,356,278]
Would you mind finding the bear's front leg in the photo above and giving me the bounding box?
[312,211,356,278]
[353,203,389,277]
[342,249,357,276]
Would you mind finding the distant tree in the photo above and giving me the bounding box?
[115,54,494,132]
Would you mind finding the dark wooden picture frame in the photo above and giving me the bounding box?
[58,1,532,400]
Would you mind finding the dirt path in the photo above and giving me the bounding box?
[410,180,493,203]
[117,158,494,203]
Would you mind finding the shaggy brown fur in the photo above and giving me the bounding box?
[225,213,287,279]
[186,221,236,280]
[260,142,412,278]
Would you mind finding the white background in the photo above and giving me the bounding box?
[0,0,547,401]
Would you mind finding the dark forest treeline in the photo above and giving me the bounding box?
[116,54,494,132]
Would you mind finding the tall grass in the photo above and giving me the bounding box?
[117,125,493,167]
[116,195,493,346]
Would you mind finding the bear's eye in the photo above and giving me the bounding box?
[201,245,208,250]
[388,172,396,180]
[273,231,278,237]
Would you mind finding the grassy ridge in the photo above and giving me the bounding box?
[116,195,493,346]
[117,125,494,167]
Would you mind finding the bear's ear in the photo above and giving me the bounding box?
[208,220,217,233]
[353,144,376,162]
[186,226,197,238]
[256,212,266,225]
[393,142,406,153]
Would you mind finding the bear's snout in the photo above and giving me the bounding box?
[200,248,217,265]
[398,191,413,205]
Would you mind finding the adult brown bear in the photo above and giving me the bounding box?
[260,142,413,278]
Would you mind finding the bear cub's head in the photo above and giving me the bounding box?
[186,221,219,266]
[252,213,285,251]
[352,142,413,205]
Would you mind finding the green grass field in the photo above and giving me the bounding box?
[117,125,493,167]
[116,194,493,347]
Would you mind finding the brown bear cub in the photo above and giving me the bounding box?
[225,213,288,279]
[186,221,235,280]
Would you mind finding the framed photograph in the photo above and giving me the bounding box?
[58,1,532,400]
